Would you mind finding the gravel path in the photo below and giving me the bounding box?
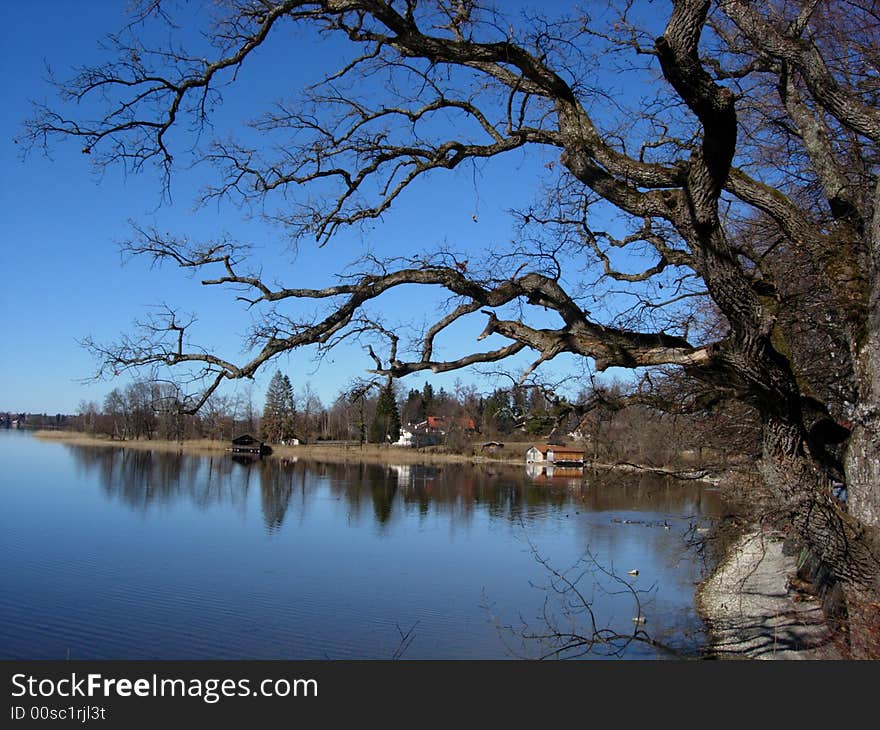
[696,529,843,659]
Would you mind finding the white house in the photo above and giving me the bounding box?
[393,428,414,447]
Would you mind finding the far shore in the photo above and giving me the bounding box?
[32,430,727,480]
[32,429,521,466]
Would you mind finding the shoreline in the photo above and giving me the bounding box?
[32,430,517,466]
[695,527,843,659]
[32,430,724,480]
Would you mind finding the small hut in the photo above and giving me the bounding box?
[229,433,271,456]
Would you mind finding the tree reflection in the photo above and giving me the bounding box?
[62,446,725,541]
[66,446,250,511]
[365,465,398,526]
[257,460,297,532]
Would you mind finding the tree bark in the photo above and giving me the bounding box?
[839,181,880,657]
[846,180,880,531]
[847,340,880,530]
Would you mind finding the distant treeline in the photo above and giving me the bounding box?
[7,373,759,468]
[1,412,73,430]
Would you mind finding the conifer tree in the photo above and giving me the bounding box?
[262,371,296,443]
[279,374,297,442]
[369,382,401,444]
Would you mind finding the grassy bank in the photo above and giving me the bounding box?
[33,431,732,477]
[33,430,527,466]
[34,431,230,456]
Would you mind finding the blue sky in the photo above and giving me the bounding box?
[1,1,660,415]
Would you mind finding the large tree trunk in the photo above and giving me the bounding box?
[755,388,880,657]
[846,181,880,530]
[761,417,868,570]
[838,184,880,657]
[847,339,880,529]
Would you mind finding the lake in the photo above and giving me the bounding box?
[0,430,726,659]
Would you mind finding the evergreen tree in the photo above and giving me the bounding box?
[369,382,401,444]
[262,371,296,443]
[279,374,297,441]
[401,388,424,426]
[420,381,434,417]
[435,387,451,415]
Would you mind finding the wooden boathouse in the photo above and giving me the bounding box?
[229,433,271,456]
[525,444,585,466]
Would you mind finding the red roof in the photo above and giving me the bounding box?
[423,416,476,430]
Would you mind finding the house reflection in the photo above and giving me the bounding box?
[525,462,585,489]
[62,444,725,535]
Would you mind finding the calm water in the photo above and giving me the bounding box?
[0,431,726,659]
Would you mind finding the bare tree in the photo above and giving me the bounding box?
[23,0,880,652]
[486,535,683,659]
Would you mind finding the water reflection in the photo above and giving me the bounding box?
[525,462,584,488]
[67,446,251,511]
[64,445,722,533]
[2,434,727,659]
